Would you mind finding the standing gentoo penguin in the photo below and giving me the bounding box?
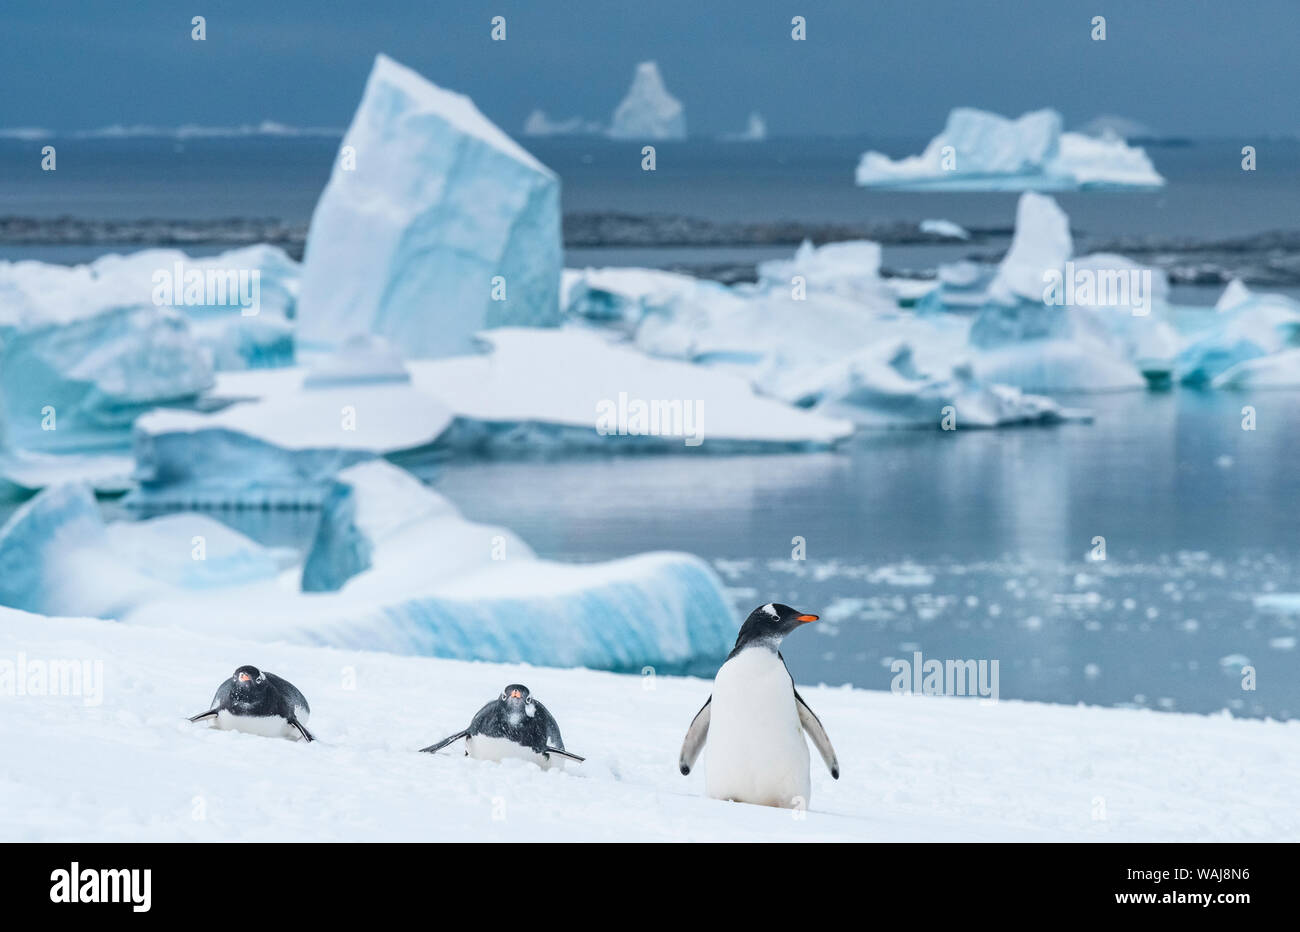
[188,665,315,742]
[419,684,584,768]
[678,603,839,808]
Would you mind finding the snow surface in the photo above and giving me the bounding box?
[297,54,562,358]
[608,62,686,140]
[855,108,1164,190]
[3,605,1296,841]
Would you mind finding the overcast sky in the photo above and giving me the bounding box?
[4,0,1297,138]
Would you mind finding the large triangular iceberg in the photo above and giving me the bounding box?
[608,62,686,140]
[298,54,563,358]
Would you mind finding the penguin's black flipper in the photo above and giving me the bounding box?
[544,747,585,763]
[419,730,469,754]
[794,688,839,779]
[188,709,219,723]
[289,718,316,743]
[678,696,711,775]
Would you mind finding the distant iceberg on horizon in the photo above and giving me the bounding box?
[855,107,1164,191]
[608,61,686,140]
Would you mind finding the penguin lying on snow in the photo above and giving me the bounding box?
[679,603,839,808]
[420,684,584,769]
[188,665,315,742]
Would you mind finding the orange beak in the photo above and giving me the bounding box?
[509,689,522,699]
[797,614,819,623]
[238,673,251,682]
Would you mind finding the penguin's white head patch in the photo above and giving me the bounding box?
[761,603,779,619]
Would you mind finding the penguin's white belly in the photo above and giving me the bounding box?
[465,735,556,769]
[705,649,810,808]
[214,708,304,740]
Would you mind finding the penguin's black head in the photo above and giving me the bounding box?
[731,603,818,654]
[500,684,535,719]
[231,665,267,696]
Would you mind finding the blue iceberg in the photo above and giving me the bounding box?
[298,54,563,358]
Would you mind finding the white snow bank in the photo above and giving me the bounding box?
[298,54,562,358]
[855,108,1163,190]
[3,606,1295,841]
[608,62,686,140]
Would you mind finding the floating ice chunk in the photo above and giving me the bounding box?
[989,193,1072,304]
[1075,114,1159,141]
[855,108,1163,190]
[298,54,562,358]
[0,263,213,453]
[720,112,766,142]
[771,341,1083,428]
[0,483,161,615]
[130,380,453,506]
[920,219,970,240]
[90,244,299,370]
[522,109,602,136]
[302,460,531,592]
[756,240,893,304]
[1213,348,1300,389]
[1176,288,1300,385]
[562,267,698,326]
[608,62,686,140]
[3,467,736,671]
[1215,278,1253,313]
[409,328,852,450]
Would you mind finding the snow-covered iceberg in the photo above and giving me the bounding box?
[1,463,738,671]
[407,328,853,451]
[608,62,686,140]
[855,108,1164,191]
[298,54,562,358]
[129,370,453,507]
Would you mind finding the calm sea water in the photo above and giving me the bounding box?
[2,135,1297,238]
[2,135,1298,718]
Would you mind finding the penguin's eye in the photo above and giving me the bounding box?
[256,673,266,684]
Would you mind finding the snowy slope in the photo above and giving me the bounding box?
[2,607,1295,842]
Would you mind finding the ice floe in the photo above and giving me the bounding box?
[855,108,1164,190]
